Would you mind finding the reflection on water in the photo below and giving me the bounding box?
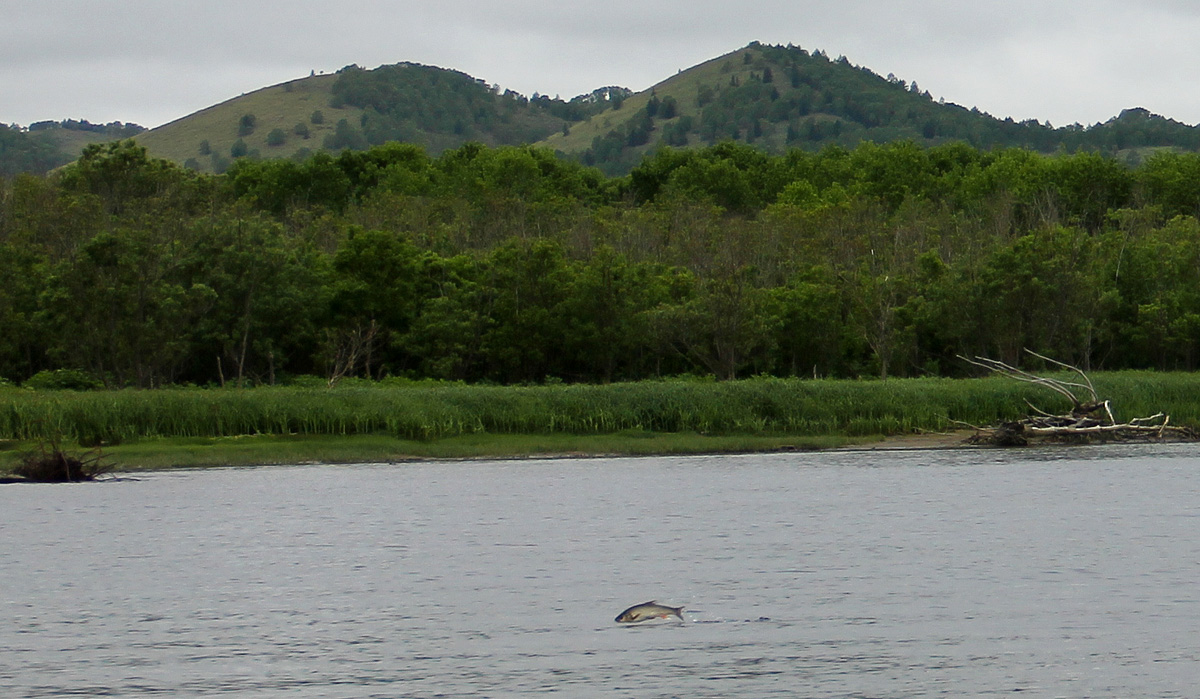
[2,443,1199,697]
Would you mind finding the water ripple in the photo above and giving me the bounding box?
[3,445,1200,696]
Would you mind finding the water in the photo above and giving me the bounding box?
[3,444,1199,697]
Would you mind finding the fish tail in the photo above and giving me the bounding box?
[673,606,685,620]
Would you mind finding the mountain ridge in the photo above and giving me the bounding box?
[4,43,1199,176]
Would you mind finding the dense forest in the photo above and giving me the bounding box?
[4,136,1200,389]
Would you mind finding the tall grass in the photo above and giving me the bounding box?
[1,373,1197,444]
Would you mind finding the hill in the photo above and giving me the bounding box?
[134,63,623,173]
[542,43,1200,173]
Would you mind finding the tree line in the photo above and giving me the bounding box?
[1,120,147,177]
[4,138,1200,388]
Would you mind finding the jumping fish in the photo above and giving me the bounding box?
[615,601,685,623]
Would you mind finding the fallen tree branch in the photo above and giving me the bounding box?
[959,350,1198,446]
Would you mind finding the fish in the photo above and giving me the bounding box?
[615,600,685,623]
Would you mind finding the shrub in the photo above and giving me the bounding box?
[238,113,257,137]
[23,369,103,391]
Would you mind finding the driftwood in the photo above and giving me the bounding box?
[11,439,114,483]
[958,350,1198,446]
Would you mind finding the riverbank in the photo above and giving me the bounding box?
[4,370,1194,475]
[0,429,984,477]
[0,432,864,473]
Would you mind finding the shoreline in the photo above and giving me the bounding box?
[839,429,977,451]
[10,426,1193,482]
[1,429,980,480]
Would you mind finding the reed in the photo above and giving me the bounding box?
[1,373,1196,445]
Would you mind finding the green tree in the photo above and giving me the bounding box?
[763,266,844,377]
[184,215,323,386]
[659,96,679,119]
[969,226,1100,367]
[324,227,423,378]
[228,153,354,215]
[238,113,257,137]
[58,140,191,216]
[401,254,485,380]
[323,119,368,151]
[1101,216,1200,369]
[478,238,574,382]
[38,228,212,387]
[649,266,770,380]
[1138,152,1200,219]
[556,248,672,381]
[648,142,784,213]
[0,241,43,381]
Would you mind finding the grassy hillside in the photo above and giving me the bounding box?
[540,49,747,155]
[135,74,363,173]
[39,128,121,157]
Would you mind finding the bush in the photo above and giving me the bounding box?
[23,369,103,391]
[238,113,257,137]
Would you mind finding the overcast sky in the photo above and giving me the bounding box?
[4,1,1200,130]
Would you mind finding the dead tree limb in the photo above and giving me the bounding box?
[958,350,1197,446]
[958,351,1111,420]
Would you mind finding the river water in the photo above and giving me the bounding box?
[2,444,1199,697]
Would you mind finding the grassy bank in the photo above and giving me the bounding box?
[1,373,1196,471]
[0,432,864,472]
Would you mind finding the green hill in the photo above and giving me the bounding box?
[133,63,620,173]
[543,43,1200,173]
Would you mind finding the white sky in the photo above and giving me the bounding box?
[4,0,1200,130]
